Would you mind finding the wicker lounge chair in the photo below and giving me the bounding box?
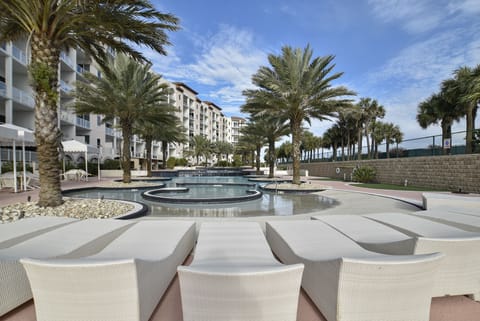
[412,210,480,233]
[21,220,196,321]
[0,218,133,316]
[364,212,480,300]
[178,222,304,321]
[266,220,443,321]
[0,216,76,249]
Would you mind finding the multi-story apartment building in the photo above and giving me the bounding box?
[1,39,245,169]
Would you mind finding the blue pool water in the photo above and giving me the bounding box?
[64,176,338,217]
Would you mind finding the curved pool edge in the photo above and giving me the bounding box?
[141,189,263,204]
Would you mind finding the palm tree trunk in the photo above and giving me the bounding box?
[121,123,132,183]
[145,136,153,177]
[256,145,261,175]
[161,141,168,169]
[30,34,62,207]
[268,139,275,178]
[465,103,474,154]
[291,122,302,184]
[357,127,362,160]
[386,142,390,158]
[365,127,371,159]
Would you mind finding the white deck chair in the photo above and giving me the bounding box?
[178,222,304,321]
[364,212,480,300]
[412,210,480,233]
[0,216,77,249]
[0,219,133,316]
[21,220,196,321]
[266,220,443,321]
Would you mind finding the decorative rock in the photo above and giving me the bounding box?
[0,198,135,224]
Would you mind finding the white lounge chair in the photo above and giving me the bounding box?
[266,220,444,321]
[178,222,304,321]
[21,220,196,321]
[0,216,77,249]
[412,210,480,233]
[0,218,133,316]
[364,212,480,300]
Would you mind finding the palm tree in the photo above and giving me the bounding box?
[254,116,289,177]
[323,125,343,161]
[381,122,403,158]
[240,121,268,175]
[444,65,480,153]
[358,98,385,158]
[75,54,171,183]
[0,0,179,206]
[417,92,462,154]
[212,141,234,165]
[242,45,355,184]
[187,135,212,166]
[276,141,293,163]
[157,119,187,169]
[135,111,177,177]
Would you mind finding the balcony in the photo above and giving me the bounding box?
[12,44,27,64]
[60,80,72,92]
[12,86,34,108]
[60,110,76,124]
[0,81,5,97]
[105,127,114,136]
[60,52,74,69]
[76,117,90,129]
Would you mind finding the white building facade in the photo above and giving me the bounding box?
[0,39,244,170]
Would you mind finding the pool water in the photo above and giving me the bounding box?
[65,176,338,217]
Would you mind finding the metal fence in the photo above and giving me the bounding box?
[283,130,480,163]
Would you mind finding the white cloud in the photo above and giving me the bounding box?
[368,0,480,33]
[148,25,267,113]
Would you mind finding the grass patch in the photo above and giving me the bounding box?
[353,183,444,191]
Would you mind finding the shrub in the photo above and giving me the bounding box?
[166,157,176,169]
[232,155,242,167]
[216,160,229,167]
[101,159,121,170]
[1,162,33,173]
[352,166,376,183]
[175,158,188,166]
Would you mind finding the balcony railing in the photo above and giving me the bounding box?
[0,81,6,97]
[60,52,74,69]
[60,110,76,124]
[0,42,6,51]
[60,79,72,92]
[12,45,27,64]
[76,117,90,129]
[12,86,34,108]
[105,127,114,136]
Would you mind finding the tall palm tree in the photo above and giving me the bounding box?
[444,65,480,153]
[358,97,385,158]
[381,122,403,158]
[212,141,234,165]
[417,92,462,154]
[254,116,289,178]
[242,45,355,184]
[0,0,179,206]
[323,125,343,161]
[240,121,268,175]
[276,141,293,163]
[135,111,177,177]
[186,135,212,166]
[157,119,187,169]
[75,54,171,183]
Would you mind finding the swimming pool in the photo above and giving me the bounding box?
[64,176,338,217]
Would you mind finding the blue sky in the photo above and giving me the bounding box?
[146,0,480,140]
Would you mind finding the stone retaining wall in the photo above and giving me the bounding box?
[301,154,480,194]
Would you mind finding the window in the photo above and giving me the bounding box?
[97,115,102,126]
[97,138,101,148]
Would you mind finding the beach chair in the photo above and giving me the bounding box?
[363,212,480,300]
[21,220,196,321]
[266,220,443,321]
[412,210,480,233]
[0,216,77,249]
[178,222,304,321]
[0,219,133,316]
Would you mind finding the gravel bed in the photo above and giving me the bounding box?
[1,198,135,224]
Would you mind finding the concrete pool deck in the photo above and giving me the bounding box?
[1,176,479,320]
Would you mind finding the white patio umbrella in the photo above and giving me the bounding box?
[0,123,35,192]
